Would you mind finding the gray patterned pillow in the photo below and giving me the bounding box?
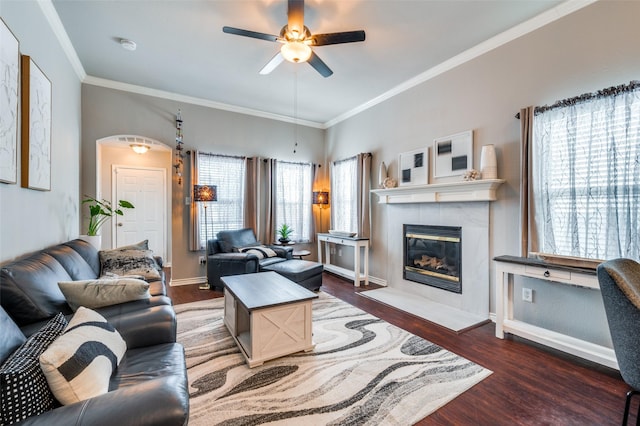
[99,249,161,280]
[0,313,67,425]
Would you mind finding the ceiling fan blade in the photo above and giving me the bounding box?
[259,52,285,75]
[308,51,333,78]
[310,30,366,46]
[287,0,305,35]
[223,26,279,43]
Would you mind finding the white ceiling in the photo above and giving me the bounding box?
[49,0,579,128]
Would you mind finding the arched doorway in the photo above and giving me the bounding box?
[96,135,172,264]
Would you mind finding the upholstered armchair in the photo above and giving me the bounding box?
[206,228,293,289]
[597,258,640,425]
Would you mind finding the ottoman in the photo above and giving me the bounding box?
[260,259,323,291]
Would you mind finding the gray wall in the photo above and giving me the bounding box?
[0,2,82,263]
[326,1,640,347]
[81,85,325,281]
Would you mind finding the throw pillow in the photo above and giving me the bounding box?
[114,240,149,251]
[58,278,150,311]
[238,245,278,259]
[0,313,67,425]
[99,248,161,280]
[39,307,126,405]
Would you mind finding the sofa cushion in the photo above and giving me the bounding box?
[0,313,67,425]
[0,252,73,326]
[58,278,151,311]
[0,306,25,363]
[99,248,161,281]
[40,307,127,405]
[44,244,98,281]
[63,239,101,276]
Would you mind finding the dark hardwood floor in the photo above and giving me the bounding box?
[167,271,633,425]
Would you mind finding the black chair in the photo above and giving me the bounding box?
[597,258,640,425]
[206,228,292,289]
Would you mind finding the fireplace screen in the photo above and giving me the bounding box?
[403,224,462,293]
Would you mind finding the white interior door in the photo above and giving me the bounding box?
[113,166,167,260]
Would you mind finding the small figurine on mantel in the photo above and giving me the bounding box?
[383,177,397,188]
[463,169,481,181]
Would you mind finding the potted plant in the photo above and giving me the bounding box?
[277,223,294,244]
[80,196,135,249]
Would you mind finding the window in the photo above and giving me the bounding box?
[197,153,245,247]
[531,83,640,261]
[331,156,357,233]
[275,161,312,242]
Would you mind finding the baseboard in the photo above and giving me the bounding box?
[489,312,496,323]
[170,276,206,287]
[367,275,387,286]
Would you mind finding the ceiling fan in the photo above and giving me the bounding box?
[222,0,365,78]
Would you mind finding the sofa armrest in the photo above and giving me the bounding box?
[18,376,188,426]
[207,252,259,288]
[107,305,177,348]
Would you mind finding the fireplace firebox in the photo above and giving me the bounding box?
[403,224,462,293]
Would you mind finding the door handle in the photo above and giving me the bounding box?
[117,223,123,227]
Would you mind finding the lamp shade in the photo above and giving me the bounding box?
[193,185,217,202]
[313,191,329,205]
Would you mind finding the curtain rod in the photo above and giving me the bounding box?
[515,80,640,119]
[185,151,321,167]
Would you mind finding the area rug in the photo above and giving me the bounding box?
[175,292,491,425]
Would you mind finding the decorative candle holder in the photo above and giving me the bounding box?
[480,144,497,179]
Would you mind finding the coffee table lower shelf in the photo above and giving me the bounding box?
[222,272,317,368]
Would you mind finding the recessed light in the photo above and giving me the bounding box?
[120,38,137,51]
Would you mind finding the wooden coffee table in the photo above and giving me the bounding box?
[222,272,318,368]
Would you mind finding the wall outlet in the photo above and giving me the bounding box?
[338,249,343,256]
[330,247,336,255]
[198,256,206,265]
[522,287,533,303]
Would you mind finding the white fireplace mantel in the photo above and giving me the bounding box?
[371,179,505,204]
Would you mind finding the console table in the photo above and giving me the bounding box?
[317,233,369,287]
[494,255,617,369]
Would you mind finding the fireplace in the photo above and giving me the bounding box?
[403,224,462,293]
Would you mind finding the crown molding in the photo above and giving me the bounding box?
[83,76,325,129]
[38,0,86,81]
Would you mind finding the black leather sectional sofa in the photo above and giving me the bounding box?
[0,239,189,425]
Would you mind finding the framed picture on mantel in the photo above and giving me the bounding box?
[433,130,473,178]
[398,147,429,186]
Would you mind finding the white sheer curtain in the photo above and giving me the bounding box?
[331,156,357,233]
[275,161,312,242]
[531,85,640,261]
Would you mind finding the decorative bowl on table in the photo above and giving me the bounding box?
[328,230,357,237]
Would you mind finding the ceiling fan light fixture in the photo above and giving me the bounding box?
[280,41,312,63]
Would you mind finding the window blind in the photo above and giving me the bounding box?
[197,153,245,245]
[331,156,357,233]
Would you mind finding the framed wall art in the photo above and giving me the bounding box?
[0,18,20,184]
[398,147,429,186]
[21,55,51,191]
[433,130,473,178]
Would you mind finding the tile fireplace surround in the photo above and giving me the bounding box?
[371,181,504,321]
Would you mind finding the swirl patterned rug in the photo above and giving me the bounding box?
[175,292,491,425]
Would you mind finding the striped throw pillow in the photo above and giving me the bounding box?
[238,245,278,259]
[39,307,126,405]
